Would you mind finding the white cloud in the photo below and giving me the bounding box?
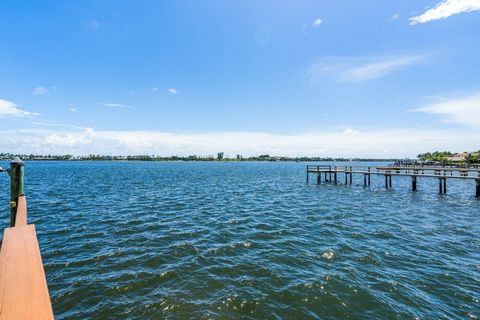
[33,86,49,95]
[0,99,39,118]
[150,87,159,91]
[308,54,426,83]
[410,0,480,25]
[391,14,400,21]
[167,88,178,94]
[413,92,480,127]
[343,128,359,135]
[89,20,100,28]
[69,107,78,112]
[0,126,478,158]
[99,102,133,109]
[312,18,322,27]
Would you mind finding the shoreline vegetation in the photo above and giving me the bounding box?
[0,153,395,162]
[0,150,479,163]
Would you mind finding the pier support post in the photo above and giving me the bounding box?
[389,175,392,189]
[368,174,371,186]
[306,171,309,183]
[345,173,348,184]
[385,175,388,188]
[443,178,447,194]
[412,176,417,191]
[476,179,480,198]
[9,157,24,227]
[364,174,366,187]
[349,173,352,185]
[334,172,337,184]
[439,178,443,194]
[317,172,321,185]
[329,172,332,184]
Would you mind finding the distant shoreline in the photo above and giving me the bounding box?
[0,154,397,162]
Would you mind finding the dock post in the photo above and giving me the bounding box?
[443,178,447,194]
[9,157,24,227]
[345,173,348,184]
[349,173,352,185]
[412,176,417,191]
[334,172,337,184]
[368,174,371,186]
[439,178,443,194]
[476,179,480,198]
[364,174,366,187]
[329,172,332,183]
[306,171,309,183]
[389,175,392,189]
[324,172,327,182]
[317,172,321,184]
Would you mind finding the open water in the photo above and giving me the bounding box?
[0,161,478,319]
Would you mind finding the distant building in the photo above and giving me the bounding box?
[217,152,224,160]
[447,152,469,162]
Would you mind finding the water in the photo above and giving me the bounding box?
[1,161,479,319]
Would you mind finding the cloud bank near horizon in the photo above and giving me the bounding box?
[0,126,478,158]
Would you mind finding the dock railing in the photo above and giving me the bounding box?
[307,164,480,197]
[0,158,54,320]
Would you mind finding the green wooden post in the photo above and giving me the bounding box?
[9,157,24,227]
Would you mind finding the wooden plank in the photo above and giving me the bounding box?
[0,225,54,320]
[14,196,27,227]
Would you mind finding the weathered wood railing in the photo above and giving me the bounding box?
[0,158,54,319]
[307,164,480,197]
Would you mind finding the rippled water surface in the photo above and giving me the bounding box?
[1,161,479,319]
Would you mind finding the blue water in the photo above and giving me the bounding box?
[1,161,479,319]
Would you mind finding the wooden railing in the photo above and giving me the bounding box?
[0,159,54,319]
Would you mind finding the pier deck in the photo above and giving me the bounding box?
[0,196,54,320]
[307,165,480,197]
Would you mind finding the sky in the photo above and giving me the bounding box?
[1,0,480,158]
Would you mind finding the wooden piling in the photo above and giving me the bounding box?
[306,164,479,198]
[9,157,24,227]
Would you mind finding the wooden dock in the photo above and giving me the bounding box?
[0,158,54,319]
[306,165,480,197]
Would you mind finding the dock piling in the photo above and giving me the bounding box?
[9,157,24,227]
[306,164,479,198]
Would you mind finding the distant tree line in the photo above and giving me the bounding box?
[417,150,480,163]
[0,152,397,162]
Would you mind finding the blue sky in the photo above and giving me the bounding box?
[1,0,480,157]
